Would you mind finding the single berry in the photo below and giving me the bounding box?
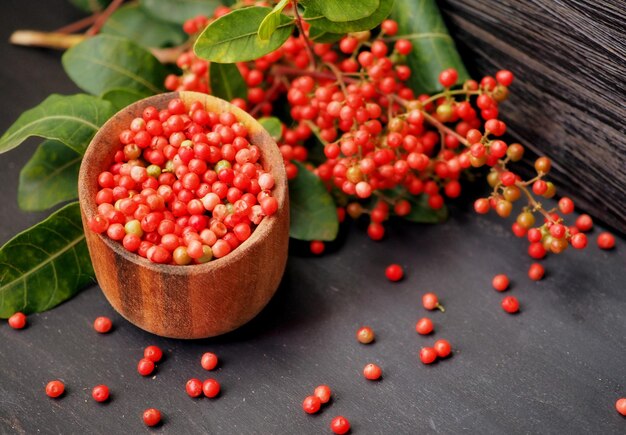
[314,385,331,404]
[415,317,434,335]
[433,339,452,358]
[93,316,112,333]
[492,274,510,291]
[330,416,351,434]
[186,378,203,398]
[363,363,382,380]
[528,263,545,281]
[201,352,218,370]
[616,398,626,416]
[143,408,161,427]
[137,358,155,376]
[8,312,27,329]
[356,326,375,344]
[422,293,444,312]
[202,378,220,398]
[45,380,65,398]
[575,214,593,232]
[385,264,404,282]
[501,296,519,314]
[310,240,325,255]
[144,345,163,362]
[302,395,322,414]
[570,233,587,249]
[597,232,615,250]
[420,347,437,364]
[92,385,110,402]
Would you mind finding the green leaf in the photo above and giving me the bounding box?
[303,0,393,34]
[194,6,295,63]
[308,27,344,43]
[101,4,187,48]
[101,88,150,111]
[140,0,220,25]
[404,194,448,223]
[0,94,115,155]
[62,34,167,96]
[258,117,282,141]
[391,0,469,94]
[18,141,81,212]
[68,0,110,12]
[258,0,289,40]
[0,202,94,318]
[289,162,338,241]
[209,63,247,101]
[300,0,379,22]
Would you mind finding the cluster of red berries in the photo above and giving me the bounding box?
[87,98,278,264]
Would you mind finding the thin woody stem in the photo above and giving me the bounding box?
[54,14,98,34]
[292,0,316,70]
[86,0,125,36]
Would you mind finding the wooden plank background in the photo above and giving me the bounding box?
[439,0,626,233]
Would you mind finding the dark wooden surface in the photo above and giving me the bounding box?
[1,1,625,434]
[439,0,626,234]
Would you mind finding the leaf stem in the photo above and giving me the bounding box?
[85,0,125,36]
[292,0,316,69]
[54,14,98,34]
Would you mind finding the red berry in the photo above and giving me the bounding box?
[201,352,218,370]
[492,274,509,291]
[558,197,574,214]
[137,358,155,376]
[302,395,322,414]
[422,292,444,312]
[363,363,382,380]
[616,398,626,416]
[381,19,398,36]
[202,378,220,398]
[93,316,112,333]
[144,345,163,362]
[92,385,110,402]
[419,347,437,364]
[501,296,519,313]
[433,339,452,358]
[8,312,27,329]
[314,385,331,404]
[310,240,325,255]
[186,378,203,398]
[495,70,514,86]
[356,326,375,344]
[385,263,404,282]
[570,233,587,249]
[439,68,458,87]
[415,317,434,335]
[330,416,351,434]
[597,232,615,250]
[528,242,547,259]
[142,408,161,427]
[528,263,545,281]
[575,214,593,232]
[45,380,65,398]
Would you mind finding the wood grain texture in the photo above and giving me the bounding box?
[438,0,626,232]
[78,92,289,339]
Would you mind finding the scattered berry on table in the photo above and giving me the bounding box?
[92,385,110,402]
[314,385,331,404]
[420,347,437,364]
[142,408,161,427]
[356,326,375,344]
[501,296,520,314]
[8,312,26,329]
[575,214,593,232]
[45,380,65,398]
[137,358,155,376]
[93,316,112,333]
[363,363,382,380]
[201,352,218,370]
[330,416,351,434]
[385,264,404,282]
[415,317,434,335]
[597,232,615,250]
[434,339,452,358]
[144,345,163,362]
[616,398,626,416]
[492,274,510,291]
[202,378,220,398]
[302,395,322,414]
[528,263,545,281]
[310,240,325,255]
[185,378,203,398]
[422,293,445,312]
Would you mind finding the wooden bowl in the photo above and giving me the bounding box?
[78,91,289,339]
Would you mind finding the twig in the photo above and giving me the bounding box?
[292,0,316,69]
[54,14,98,34]
[85,0,125,36]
